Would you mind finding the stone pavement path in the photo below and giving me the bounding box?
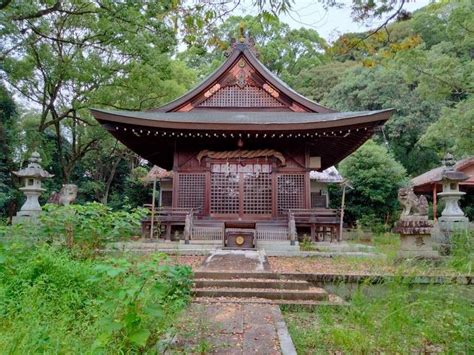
[169,302,296,354]
[167,249,297,354]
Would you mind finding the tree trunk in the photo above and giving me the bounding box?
[101,157,122,205]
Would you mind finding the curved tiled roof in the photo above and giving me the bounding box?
[153,43,335,113]
[411,157,474,188]
[90,108,392,130]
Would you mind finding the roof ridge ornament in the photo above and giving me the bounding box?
[224,34,258,58]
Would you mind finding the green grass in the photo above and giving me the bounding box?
[283,282,474,353]
[0,242,192,353]
[343,230,473,275]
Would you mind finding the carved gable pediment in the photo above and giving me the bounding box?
[175,56,307,112]
[155,42,333,113]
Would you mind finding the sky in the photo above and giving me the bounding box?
[236,0,433,42]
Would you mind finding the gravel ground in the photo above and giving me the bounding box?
[166,255,205,269]
[268,256,390,274]
[268,256,466,275]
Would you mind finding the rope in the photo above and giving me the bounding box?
[197,149,286,165]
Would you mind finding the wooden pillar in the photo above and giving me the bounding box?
[339,182,346,242]
[165,224,171,240]
[433,184,437,222]
[149,178,157,239]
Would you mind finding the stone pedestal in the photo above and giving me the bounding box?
[432,216,469,255]
[394,217,439,259]
[16,187,44,217]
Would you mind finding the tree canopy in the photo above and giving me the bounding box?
[339,140,408,226]
[0,0,472,223]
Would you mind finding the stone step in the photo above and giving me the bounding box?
[194,278,309,290]
[194,271,282,280]
[192,287,328,301]
[193,296,347,308]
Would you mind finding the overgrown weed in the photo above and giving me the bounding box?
[0,206,192,353]
[285,278,473,353]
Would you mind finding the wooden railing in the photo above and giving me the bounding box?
[288,208,341,242]
[192,226,224,240]
[142,206,199,240]
[256,228,288,241]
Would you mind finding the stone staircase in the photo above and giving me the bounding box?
[192,271,332,305]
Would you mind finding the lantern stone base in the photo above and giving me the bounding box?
[12,215,39,225]
[432,217,469,255]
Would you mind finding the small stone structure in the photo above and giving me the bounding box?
[48,184,78,205]
[394,186,439,259]
[12,152,54,224]
[433,153,470,254]
[288,212,297,246]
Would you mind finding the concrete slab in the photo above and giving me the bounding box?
[205,303,244,334]
[200,249,271,272]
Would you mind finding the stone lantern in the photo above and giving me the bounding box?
[434,153,469,254]
[12,152,54,223]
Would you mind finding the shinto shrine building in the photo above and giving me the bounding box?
[91,38,392,248]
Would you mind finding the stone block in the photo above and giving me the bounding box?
[397,233,439,259]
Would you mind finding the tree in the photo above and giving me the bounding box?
[0,1,197,182]
[0,84,17,218]
[289,61,356,102]
[323,65,442,175]
[179,15,328,81]
[216,15,327,78]
[419,96,474,158]
[339,140,407,226]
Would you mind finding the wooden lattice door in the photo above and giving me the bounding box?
[210,163,272,217]
[210,167,239,215]
[177,173,205,210]
[277,174,305,214]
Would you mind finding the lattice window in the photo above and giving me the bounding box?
[277,174,305,214]
[199,85,284,108]
[161,191,172,207]
[244,172,272,214]
[210,172,239,214]
[177,173,205,209]
[311,192,327,208]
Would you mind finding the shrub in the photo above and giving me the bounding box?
[1,202,148,257]
[299,234,315,251]
[339,140,407,226]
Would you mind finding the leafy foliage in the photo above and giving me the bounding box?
[0,0,197,183]
[339,140,407,226]
[181,14,328,80]
[0,203,147,257]
[419,96,474,157]
[323,65,443,175]
[0,0,472,218]
[0,85,18,219]
[0,242,192,352]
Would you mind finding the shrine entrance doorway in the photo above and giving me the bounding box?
[210,162,273,219]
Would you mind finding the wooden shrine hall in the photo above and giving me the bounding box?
[91,38,392,249]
